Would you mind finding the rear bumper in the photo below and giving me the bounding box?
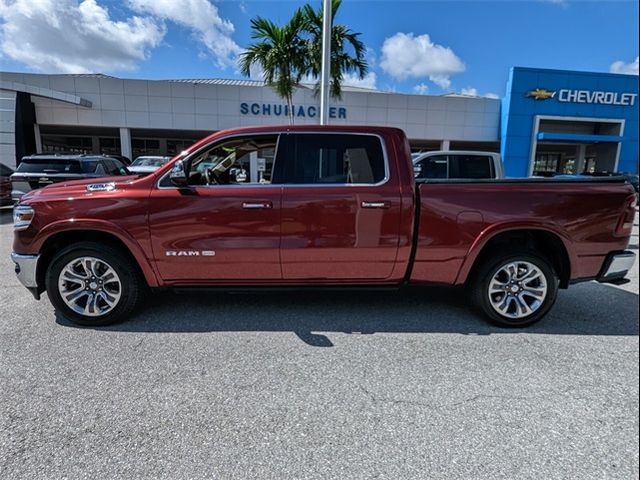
[597,251,636,283]
[11,252,41,299]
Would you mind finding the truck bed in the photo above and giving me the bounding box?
[410,176,634,285]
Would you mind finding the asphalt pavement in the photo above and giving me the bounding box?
[0,206,638,479]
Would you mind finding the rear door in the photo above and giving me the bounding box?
[275,133,401,281]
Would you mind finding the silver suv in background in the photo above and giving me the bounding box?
[412,151,504,180]
[127,156,172,175]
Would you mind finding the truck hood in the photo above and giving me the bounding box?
[19,175,139,203]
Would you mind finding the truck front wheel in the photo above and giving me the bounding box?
[471,250,559,327]
[46,242,144,326]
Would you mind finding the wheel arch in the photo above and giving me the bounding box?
[458,226,573,288]
[35,226,159,293]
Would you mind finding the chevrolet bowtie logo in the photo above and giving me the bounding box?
[527,88,556,100]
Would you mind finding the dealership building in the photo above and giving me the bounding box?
[0,66,638,176]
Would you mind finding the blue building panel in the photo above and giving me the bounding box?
[501,67,639,176]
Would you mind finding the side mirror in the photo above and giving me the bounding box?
[169,160,189,187]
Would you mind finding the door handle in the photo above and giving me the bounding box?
[361,201,390,209]
[242,201,272,209]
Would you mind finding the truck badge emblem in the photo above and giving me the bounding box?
[166,250,216,257]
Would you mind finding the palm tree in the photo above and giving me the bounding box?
[302,0,368,100]
[239,9,308,124]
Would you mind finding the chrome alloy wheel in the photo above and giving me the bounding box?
[488,261,548,319]
[57,257,122,317]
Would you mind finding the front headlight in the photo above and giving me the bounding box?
[13,205,35,231]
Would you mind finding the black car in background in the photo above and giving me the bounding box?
[104,154,132,165]
[10,153,130,202]
[0,163,14,206]
[553,171,639,198]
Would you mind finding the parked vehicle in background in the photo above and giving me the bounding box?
[127,156,172,175]
[105,154,132,166]
[412,151,504,179]
[10,154,130,201]
[0,163,14,206]
[620,173,638,196]
[554,171,639,198]
[11,126,636,329]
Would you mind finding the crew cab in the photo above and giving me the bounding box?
[11,126,637,328]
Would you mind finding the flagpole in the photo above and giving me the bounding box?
[319,0,332,125]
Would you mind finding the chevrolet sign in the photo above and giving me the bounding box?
[557,89,637,106]
[527,88,637,106]
[527,88,556,100]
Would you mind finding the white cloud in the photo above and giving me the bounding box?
[610,56,639,75]
[342,72,377,90]
[461,87,500,99]
[379,32,465,89]
[0,0,165,73]
[128,0,242,69]
[413,83,429,94]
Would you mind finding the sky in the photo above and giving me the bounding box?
[0,0,638,98]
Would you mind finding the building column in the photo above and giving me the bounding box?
[575,144,586,174]
[91,136,100,154]
[440,139,450,151]
[0,89,17,168]
[119,127,132,160]
[33,124,42,153]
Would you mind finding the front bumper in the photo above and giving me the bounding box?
[11,252,41,299]
[597,251,636,283]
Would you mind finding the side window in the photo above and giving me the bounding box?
[110,159,128,175]
[449,155,493,179]
[184,135,278,186]
[275,134,386,185]
[417,155,448,179]
[102,159,123,175]
[81,160,101,174]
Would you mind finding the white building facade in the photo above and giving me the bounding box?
[0,72,500,168]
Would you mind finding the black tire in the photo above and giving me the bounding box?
[46,241,145,326]
[470,249,559,328]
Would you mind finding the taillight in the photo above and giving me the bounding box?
[615,195,637,236]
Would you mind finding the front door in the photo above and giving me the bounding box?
[148,134,282,282]
[275,133,401,281]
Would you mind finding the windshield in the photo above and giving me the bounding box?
[131,157,169,167]
[16,158,82,174]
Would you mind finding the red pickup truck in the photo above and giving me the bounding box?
[11,126,637,328]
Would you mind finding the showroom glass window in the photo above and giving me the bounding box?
[275,134,386,184]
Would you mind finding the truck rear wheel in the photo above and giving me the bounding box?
[470,250,558,327]
[46,242,144,326]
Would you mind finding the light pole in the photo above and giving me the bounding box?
[319,0,332,125]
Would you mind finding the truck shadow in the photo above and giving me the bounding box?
[56,282,639,346]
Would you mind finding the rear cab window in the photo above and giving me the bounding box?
[275,133,386,184]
